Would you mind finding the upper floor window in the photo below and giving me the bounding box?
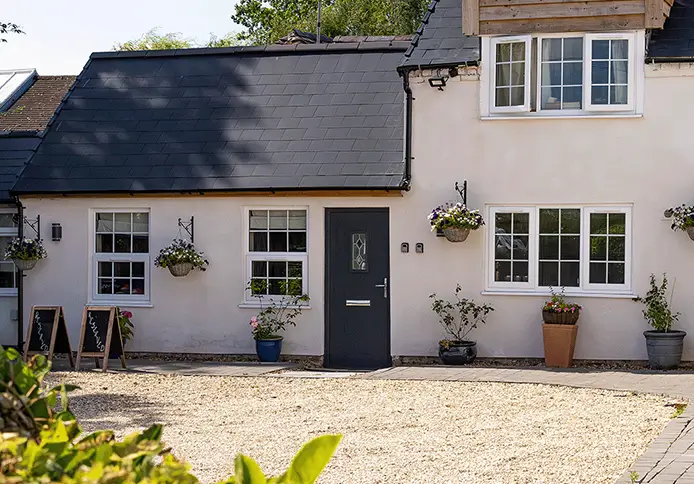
[485,32,640,117]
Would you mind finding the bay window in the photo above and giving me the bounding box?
[488,206,631,294]
[246,208,308,302]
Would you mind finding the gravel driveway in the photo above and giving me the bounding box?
[47,372,673,484]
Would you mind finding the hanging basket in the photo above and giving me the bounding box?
[12,259,38,271]
[442,227,471,243]
[168,263,193,277]
[686,226,694,241]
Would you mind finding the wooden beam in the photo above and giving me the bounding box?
[480,1,644,21]
[480,14,645,34]
[462,0,480,35]
[19,189,404,199]
[480,0,634,6]
[645,0,662,27]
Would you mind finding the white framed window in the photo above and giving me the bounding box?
[0,210,18,295]
[484,31,641,117]
[487,205,632,295]
[490,36,531,113]
[245,208,308,303]
[92,210,150,304]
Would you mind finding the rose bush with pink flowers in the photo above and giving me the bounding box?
[117,308,134,344]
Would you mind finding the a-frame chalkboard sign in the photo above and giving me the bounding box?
[23,306,74,367]
[76,306,126,371]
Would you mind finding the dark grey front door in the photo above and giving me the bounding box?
[325,208,390,369]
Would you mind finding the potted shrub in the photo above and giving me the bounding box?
[154,239,208,277]
[542,288,582,368]
[5,238,47,271]
[249,279,309,362]
[634,273,686,370]
[430,284,494,364]
[667,204,694,240]
[428,202,484,242]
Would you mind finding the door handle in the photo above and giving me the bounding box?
[374,277,388,299]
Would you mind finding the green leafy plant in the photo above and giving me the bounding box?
[249,280,309,340]
[117,308,134,344]
[629,471,640,483]
[633,274,680,332]
[430,284,494,347]
[0,345,341,483]
[4,238,47,261]
[154,239,209,271]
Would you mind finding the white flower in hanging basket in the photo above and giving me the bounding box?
[5,238,47,271]
[428,203,484,243]
[667,204,694,241]
[154,239,208,277]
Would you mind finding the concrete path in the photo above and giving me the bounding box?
[364,367,694,484]
[52,358,295,376]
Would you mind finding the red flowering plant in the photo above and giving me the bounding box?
[116,308,134,344]
[542,287,582,324]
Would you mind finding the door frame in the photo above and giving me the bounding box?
[324,207,391,368]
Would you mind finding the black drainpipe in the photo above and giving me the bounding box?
[400,69,413,191]
[14,196,23,351]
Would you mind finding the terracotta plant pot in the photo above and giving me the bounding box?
[12,259,38,271]
[542,324,578,368]
[442,227,470,242]
[687,226,694,241]
[168,263,193,277]
[542,310,579,325]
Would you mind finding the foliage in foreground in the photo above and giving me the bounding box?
[0,21,22,43]
[0,346,341,483]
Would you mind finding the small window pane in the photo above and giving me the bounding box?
[96,234,113,253]
[252,261,267,277]
[510,87,524,106]
[114,262,131,277]
[495,88,510,107]
[495,235,511,259]
[562,87,582,108]
[495,261,512,282]
[250,279,267,295]
[513,262,528,282]
[609,213,626,234]
[96,213,114,233]
[113,279,130,294]
[114,213,131,233]
[132,262,145,278]
[608,237,625,261]
[610,86,628,105]
[249,232,268,252]
[288,261,302,277]
[132,213,149,233]
[542,38,562,61]
[541,87,562,110]
[539,236,559,260]
[592,40,610,59]
[513,213,529,233]
[496,64,510,85]
[540,209,559,234]
[542,63,561,85]
[561,236,580,260]
[592,86,609,105]
[269,210,288,229]
[590,262,607,283]
[563,63,583,85]
[288,210,307,230]
[611,39,629,59]
[590,213,608,234]
[608,263,625,284]
[539,261,559,286]
[352,233,367,271]
[269,232,288,252]
[512,235,528,260]
[495,213,512,233]
[563,38,583,60]
[590,236,607,261]
[268,261,286,277]
[133,235,149,253]
[99,279,113,294]
[496,43,511,62]
[560,262,580,287]
[0,263,15,288]
[132,279,145,295]
[511,42,525,61]
[610,61,628,84]
[288,232,307,252]
[250,210,268,229]
[98,261,112,277]
[114,234,131,253]
[561,209,581,234]
[592,61,609,84]
[268,279,284,295]
[511,63,525,85]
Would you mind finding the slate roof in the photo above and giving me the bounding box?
[0,76,75,132]
[13,42,408,195]
[647,0,694,61]
[399,0,480,69]
[0,136,40,201]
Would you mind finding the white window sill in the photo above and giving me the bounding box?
[238,303,312,310]
[0,290,18,297]
[481,114,643,121]
[482,290,636,299]
[88,300,153,308]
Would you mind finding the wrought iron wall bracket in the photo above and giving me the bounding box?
[455,180,467,206]
[23,214,40,239]
[178,216,194,243]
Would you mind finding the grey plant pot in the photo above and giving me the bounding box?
[442,227,470,243]
[13,259,38,271]
[687,226,694,241]
[168,263,193,277]
[643,330,687,370]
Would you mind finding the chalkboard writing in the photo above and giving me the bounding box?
[23,306,74,368]
[77,306,126,371]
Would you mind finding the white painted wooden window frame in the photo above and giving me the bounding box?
[486,205,633,296]
[489,35,532,114]
[0,208,18,296]
[243,207,309,305]
[481,31,644,118]
[90,209,151,306]
[536,33,586,115]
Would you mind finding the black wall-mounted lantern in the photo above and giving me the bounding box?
[428,77,447,90]
[51,223,62,241]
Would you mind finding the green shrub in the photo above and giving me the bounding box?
[0,346,341,483]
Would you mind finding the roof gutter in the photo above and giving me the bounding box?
[400,70,413,191]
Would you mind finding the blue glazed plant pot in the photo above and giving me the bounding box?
[255,337,283,362]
